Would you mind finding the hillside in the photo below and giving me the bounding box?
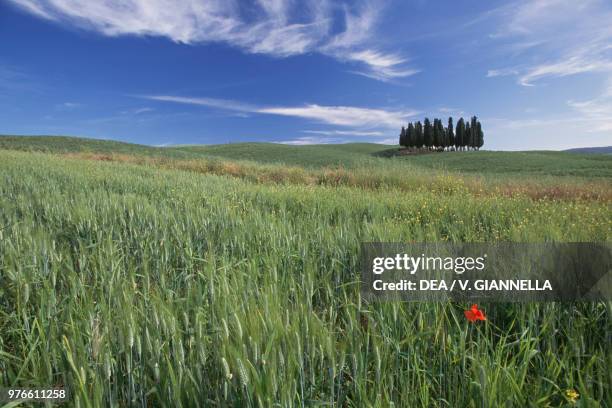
[173,142,388,168]
[565,146,612,154]
[0,135,195,159]
[179,143,612,177]
[1,135,611,178]
[389,150,612,178]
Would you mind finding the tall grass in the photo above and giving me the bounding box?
[63,152,612,201]
[0,150,610,406]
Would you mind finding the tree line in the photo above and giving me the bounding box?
[399,116,484,151]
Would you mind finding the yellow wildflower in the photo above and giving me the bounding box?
[565,389,579,403]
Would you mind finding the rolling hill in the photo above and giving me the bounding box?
[564,146,612,154]
[1,135,611,178]
[0,135,195,158]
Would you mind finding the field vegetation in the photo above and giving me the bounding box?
[0,136,610,406]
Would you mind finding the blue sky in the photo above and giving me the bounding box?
[1,0,611,150]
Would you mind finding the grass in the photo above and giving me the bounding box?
[0,135,195,159]
[0,136,611,406]
[174,142,612,178]
[57,151,611,201]
[394,150,612,178]
[172,142,388,168]
[3,135,611,177]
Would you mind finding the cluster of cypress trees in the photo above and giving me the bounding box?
[399,116,484,151]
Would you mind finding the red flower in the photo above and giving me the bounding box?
[464,304,486,322]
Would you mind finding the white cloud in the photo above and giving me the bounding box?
[8,0,417,82]
[259,104,415,128]
[144,95,257,112]
[318,4,418,81]
[519,48,612,86]
[378,137,398,145]
[303,129,384,137]
[322,2,377,50]
[277,136,349,145]
[54,101,81,110]
[9,0,53,19]
[120,107,154,115]
[345,50,419,81]
[277,134,396,145]
[604,76,612,98]
[436,107,465,116]
[567,80,612,132]
[483,115,611,150]
[132,107,154,115]
[142,94,418,128]
[486,78,612,148]
[487,0,612,86]
[478,0,612,148]
[486,68,518,78]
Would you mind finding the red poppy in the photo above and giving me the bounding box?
[464,304,486,322]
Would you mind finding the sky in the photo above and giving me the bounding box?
[1,0,611,150]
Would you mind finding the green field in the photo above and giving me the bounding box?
[0,136,611,406]
[4,135,610,177]
[177,141,612,177]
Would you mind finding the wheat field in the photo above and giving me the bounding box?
[0,142,610,407]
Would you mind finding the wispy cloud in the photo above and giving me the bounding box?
[486,68,518,78]
[8,0,52,19]
[126,107,154,115]
[436,107,465,116]
[482,116,598,150]
[7,0,417,82]
[277,136,350,145]
[277,134,396,145]
[144,95,257,112]
[345,50,419,82]
[142,94,418,128]
[56,102,81,110]
[302,129,384,137]
[486,0,612,86]
[519,50,612,86]
[485,79,612,149]
[259,104,415,128]
[567,77,612,132]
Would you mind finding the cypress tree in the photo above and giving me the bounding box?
[442,121,449,150]
[456,118,465,151]
[437,119,446,150]
[465,122,472,151]
[406,124,411,147]
[407,122,415,149]
[415,121,423,149]
[432,119,440,149]
[399,126,406,147]
[447,117,454,151]
[476,120,484,150]
[423,118,433,150]
[470,116,478,150]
